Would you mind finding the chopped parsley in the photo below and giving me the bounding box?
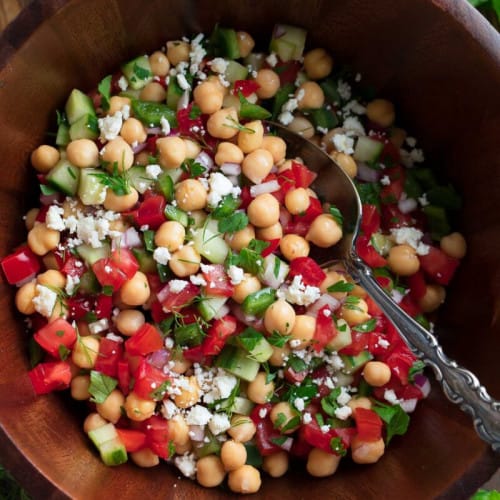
[353,318,377,333]
[218,212,249,234]
[92,163,130,196]
[88,370,118,404]
[181,158,206,178]
[327,280,355,293]
[329,205,344,226]
[408,360,426,383]
[330,436,347,456]
[97,74,112,112]
[268,330,292,348]
[373,401,410,444]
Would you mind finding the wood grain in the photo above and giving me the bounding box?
[0,0,498,499]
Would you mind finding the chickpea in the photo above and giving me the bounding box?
[306,214,342,248]
[66,139,99,168]
[280,234,310,261]
[206,107,239,139]
[261,136,286,164]
[264,299,296,335]
[28,222,60,256]
[154,221,185,251]
[236,31,255,58]
[228,465,261,494]
[263,451,289,478]
[131,448,160,468]
[440,232,467,259]
[173,375,200,408]
[228,415,257,444]
[419,284,446,313]
[31,145,60,173]
[101,137,134,172]
[347,396,372,411]
[157,136,187,169]
[24,208,39,231]
[255,68,280,99]
[320,128,343,153]
[149,50,170,76]
[37,269,66,289]
[307,448,341,477]
[196,455,226,487]
[120,117,147,145]
[247,193,280,227]
[238,120,264,154]
[290,315,316,349]
[72,336,99,368]
[184,138,201,159]
[124,391,156,421]
[363,361,392,387]
[232,274,261,304]
[120,271,150,306]
[226,225,255,252]
[221,440,247,471]
[304,48,334,80]
[206,74,228,96]
[285,187,311,215]
[269,344,291,367]
[287,116,315,139]
[270,402,300,434]
[175,441,192,455]
[387,244,420,276]
[175,178,207,211]
[256,222,283,241]
[139,81,166,102]
[96,389,125,424]
[71,374,91,400]
[247,372,275,404]
[330,151,357,179]
[350,283,367,299]
[83,412,107,433]
[366,99,395,128]
[166,40,190,65]
[169,246,201,277]
[297,81,325,110]
[320,271,348,301]
[222,93,241,111]
[340,297,370,325]
[49,298,69,322]
[215,142,244,165]
[242,149,274,184]
[15,281,36,315]
[104,187,139,212]
[351,436,385,464]
[390,127,407,149]
[193,81,224,115]
[115,309,145,336]
[169,414,190,446]
[108,96,131,116]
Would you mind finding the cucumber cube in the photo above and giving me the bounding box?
[78,168,108,205]
[69,113,99,141]
[121,55,153,90]
[47,159,80,196]
[65,89,96,125]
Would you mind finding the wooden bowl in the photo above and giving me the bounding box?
[0,1,499,498]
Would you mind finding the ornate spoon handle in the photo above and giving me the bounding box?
[348,255,500,452]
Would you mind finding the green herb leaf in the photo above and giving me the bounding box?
[218,212,249,234]
[330,436,347,456]
[211,195,241,219]
[98,75,112,112]
[329,205,343,226]
[315,413,325,427]
[355,180,381,208]
[237,327,264,352]
[408,360,425,383]
[143,230,156,252]
[344,295,362,311]
[102,285,114,296]
[270,435,288,446]
[168,440,176,458]
[470,490,500,500]
[321,387,342,417]
[181,158,206,178]
[353,318,377,333]
[327,280,355,293]
[58,344,71,361]
[273,412,287,429]
[189,104,202,119]
[40,183,58,196]
[224,115,255,133]
[373,401,410,444]
[150,380,171,401]
[268,330,292,348]
[91,163,130,196]
[56,109,68,127]
[284,377,318,404]
[88,370,118,404]
[84,311,98,323]
[282,415,301,433]
[287,355,307,373]
[133,62,152,80]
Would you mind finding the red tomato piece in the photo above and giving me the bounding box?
[95,294,113,319]
[380,180,404,204]
[274,60,302,86]
[177,103,204,138]
[381,205,414,230]
[287,256,327,287]
[293,197,323,224]
[383,346,416,385]
[276,168,296,195]
[158,282,200,313]
[361,204,381,236]
[290,426,313,458]
[133,357,170,400]
[240,185,253,209]
[233,79,260,97]
[116,428,147,453]
[302,418,355,454]
[94,338,123,377]
[145,135,159,154]
[250,404,283,456]
[355,234,387,268]
[283,366,308,384]
[313,305,337,352]
[201,264,234,297]
[365,296,383,318]
[61,256,86,278]
[291,161,317,189]
[125,323,164,356]
[418,246,460,285]
[92,258,127,291]
[399,294,421,318]
[67,296,93,321]
[28,361,72,395]
[110,248,139,279]
[34,318,77,359]
[133,195,166,229]
[140,415,171,459]
[183,345,212,365]
[284,218,309,237]
[201,315,238,356]
[1,245,41,285]
[261,238,280,258]
[117,359,131,395]
[353,407,383,442]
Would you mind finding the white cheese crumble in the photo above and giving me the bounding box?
[208,413,231,435]
[177,73,191,91]
[160,116,171,135]
[343,100,366,116]
[405,136,417,147]
[336,387,352,406]
[190,274,207,286]
[162,399,179,419]
[418,193,430,207]
[294,398,305,412]
[98,111,123,141]
[117,76,129,91]
[384,388,400,405]
[337,79,352,100]
[153,247,171,265]
[65,274,80,296]
[303,412,312,424]
[277,111,294,125]
[277,275,321,306]
[210,57,228,74]
[227,265,244,285]
[342,115,366,135]
[258,407,268,419]
[390,227,430,255]
[265,52,278,67]
[334,406,352,420]
[378,338,390,349]
[380,175,391,186]
[174,453,197,479]
[121,104,130,121]
[45,205,65,231]
[332,133,354,155]
[32,285,57,317]
[145,164,162,180]
[186,405,212,425]
[88,318,109,335]
[169,280,188,293]
[207,172,240,207]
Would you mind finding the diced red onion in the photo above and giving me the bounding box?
[146,127,162,135]
[220,162,242,176]
[398,197,418,214]
[195,151,214,171]
[356,162,381,183]
[279,437,294,452]
[40,193,62,206]
[231,303,264,331]
[306,294,341,316]
[279,207,292,227]
[414,374,431,398]
[214,304,231,319]
[177,90,190,111]
[250,180,280,197]
[400,398,418,413]
[273,24,286,38]
[188,425,206,442]
[122,227,142,248]
[148,349,171,369]
[132,141,147,154]
[156,284,170,304]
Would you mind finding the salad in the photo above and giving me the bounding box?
[1,24,467,494]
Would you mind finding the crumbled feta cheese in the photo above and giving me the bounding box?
[320,425,330,434]
[390,227,429,255]
[32,285,57,317]
[294,398,305,412]
[117,76,129,91]
[384,389,400,405]
[153,247,171,265]
[189,33,207,79]
[177,73,191,91]
[46,205,65,231]
[334,406,352,420]
[160,116,171,135]
[418,193,430,207]
[259,407,268,419]
[303,412,312,424]
[121,104,130,120]
[208,413,231,435]
[213,373,237,399]
[337,79,352,100]
[343,100,366,116]
[174,453,197,479]
[278,111,294,125]
[169,280,188,293]
[186,405,212,425]
[210,57,228,74]
[190,273,207,286]
[405,136,417,147]
[65,274,80,296]
[289,339,302,348]
[162,399,179,419]
[88,318,109,335]
[265,52,278,67]
[410,148,425,163]
[98,111,123,141]
[283,97,299,113]
[355,73,362,82]
[336,387,352,406]
[164,337,174,349]
[332,133,354,155]
[106,332,123,343]
[390,288,405,304]
[145,164,162,180]
[207,172,239,207]
[277,275,321,306]
[378,338,390,349]
[227,265,244,285]
[317,126,329,135]
[380,175,391,186]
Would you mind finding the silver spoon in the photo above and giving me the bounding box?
[269,122,500,452]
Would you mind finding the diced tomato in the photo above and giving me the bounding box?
[233,79,260,97]
[177,103,204,138]
[287,256,326,287]
[94,338,123,377]
[158,282,199,313]
[291,161,317,189]
[67,296,93,321]
[28,361,72,395]
[117,359,131,395]
[361,204,381,236]
[399,294,421,318]
[92,258,127,291]
[145,135,159,154]
[150,300,169,323]
[313,305,337,352]
[380,180,404,204]
[375,274,393,291]
[290,426,313,458]
[284,218,310,237]
[116,428,147,453]
[110,248,139,279]
[310,366,334,400]
[367,331,392,356]
[201,315,238,356]
[133,357,170,400]
[261,238,280,258]
[240,186,252,209]
[125,324,164,356]
[1,245,41,285]
[405,270,427,301]
[338,331,369,356]
[250,404,283,456]
[33,318,77,359]
[381,205,414,230]
[379,139,402,165]
[372,375,423,403]
[276,168,296,194]
[274,60,301,86]
[419,246,460,285]
[61,256,86,278]
[383,346,416,385]
[365,296,383,318]
[140,415,171,459]
[356,234,387,267]
[302,418,355,454]
[132,195,166,229]
[95,294,113,319]
[283,366,308,384]
[201,264,234,297]
[353,407,383,442]
[293,197,323,225]
[183,345,212,365]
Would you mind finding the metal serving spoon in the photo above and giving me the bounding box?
[269,122,500,452]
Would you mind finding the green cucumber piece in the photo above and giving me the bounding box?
[47,159,80,196]
[76,243,110,265]
[157,172,174,201]
[340,350,373,374]
[224,60,248,84]
[353,136,384,163]
[65,89,96,125]
[215,345,260,382]
[166,77,184,110]
[259,254,289,288]
[370,232,393,256]
[233,397,254,416]
[270,24,307,61]
[121,55,153,90]
[198,295,228,321]
[320,78,342,104]
[88,423,127,466]
[56,122,70,146]
[192,218,229,264]
[193,431,221,458]
[78,270,100,294]
[131,99,178,128]
[174,323,203,347]
[127,165,154,194]
[309,107,339,130]
[328,319,352,352]
[78,168,108,205]
[422,205,451,240]
[164,204,189,227]
[210,26,240,59]
[236,328,273,363]
[132,248,157,273]
[241,288,276,317]
[243,53,265,72]
[69,113,99,141]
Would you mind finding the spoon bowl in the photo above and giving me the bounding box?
[269,122,500,452]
